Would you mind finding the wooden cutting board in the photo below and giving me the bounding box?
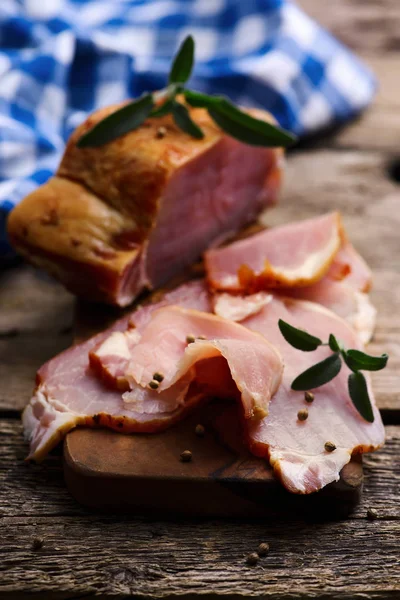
[63,296,364,518]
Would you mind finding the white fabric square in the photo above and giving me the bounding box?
[327,52,375,108]
[300,93,333,131]
[233,15,266,56]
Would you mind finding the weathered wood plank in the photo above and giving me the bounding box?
[0,420,399,599]
[300,0,400,55]
[329,55,400,153]
[0,266,74,414]
[298,0,400,152]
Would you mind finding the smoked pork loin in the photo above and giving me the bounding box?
[7,105,283,306]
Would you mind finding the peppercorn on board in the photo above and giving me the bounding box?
[64,395,363,517]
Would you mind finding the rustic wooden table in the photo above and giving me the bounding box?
[1,2,399,598]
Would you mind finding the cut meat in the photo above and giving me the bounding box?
[114,306,282,420]
[130,279,211,330]
[90,279,212,388]
[205,212,343,292]
[213,292,273,322]
[283,280,376,344]
[206,211,376,344]
[214,280,376,346]
[327,240,372,292]
[8,106,283,306]
[23,303,283,461]
[215,294,385,494]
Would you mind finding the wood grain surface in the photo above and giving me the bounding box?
[1,0,400,597]
[1,420,399,598]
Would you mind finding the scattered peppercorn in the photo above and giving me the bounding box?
[324,441,336,452]
[197,335,207,340]
[149,380,159,390]
[297,408,308,421]
[246,552,259,566]
[180,450,192,462]
[186,334,196,344]
[305,391,314,403]
[257,542,270,557]
[153,372,164,382]
[32,537,44,551]
[367,508,378,521]
[195,424,205,437]
[156,126,167,139]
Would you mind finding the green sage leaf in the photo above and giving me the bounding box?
[328,334,341,353]
[291,353,342,391]
[208,98,296,147]
[77,93,154,148]
[344,349,388,373]
[184,89,219,108]
[150,97,175,118]
[278,319,323,352]
[348,371,375,422]
[169,35,195,84]
[171,101,204,139]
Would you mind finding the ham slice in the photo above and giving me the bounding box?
[206,211,376,343]
[215,294,385,494]
[283,280,376,345]
[8,106,283,306]
[205,212,343,292]
[23,303,283,461]
[327,240,372,292]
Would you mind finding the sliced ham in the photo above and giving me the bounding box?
[327,240,372,292]
[283,280,376,345]
[205,212,343,292]
[8,106,283,306]
[23,303,283,461]
[215,294,385,494]
[206,210,376,343]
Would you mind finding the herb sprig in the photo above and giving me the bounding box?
[77,35,296,149]
[278,319,388,423]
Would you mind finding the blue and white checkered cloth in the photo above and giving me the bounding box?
[0,0,375,257]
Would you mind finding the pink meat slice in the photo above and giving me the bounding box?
[23,302,283,461]
[90,280,211,387]
[282,280,376,345]
[118,306,282,420]
[327,240,372,292]
[215,294,385,494]
[205,212,343,292]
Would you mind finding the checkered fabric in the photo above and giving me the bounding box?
[0,0,375,257]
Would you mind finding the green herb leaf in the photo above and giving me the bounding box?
[348,372,375,422]
[208,98,296,147]
[291,353,342,391]
[171,101,204,139]
[328,334,341,353]
[169,35,195,84]
[215,98,295,143]
[76,37,297,147]
[278,319,323,352]
[77,93,154,148]
[344,349,388,373]
[150,98,175,118]
[186,91,295,147]
[184,89,219,108]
